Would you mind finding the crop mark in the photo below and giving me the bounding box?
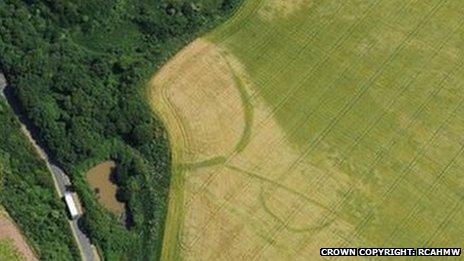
[158,83,193,163]
[258,192,331,233]
[189,8,382,219]
[184,1,423,254]
[156,0,464,259]
[214,163,334,233]
[205,0,413,191]
[253,2,447,243]
[156,43,255,170]
[179,156,227,171]
[227,164,331,212]
[188,0,368,202]
[222,57,255,154]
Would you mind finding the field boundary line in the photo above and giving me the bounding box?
[208,0,267,44]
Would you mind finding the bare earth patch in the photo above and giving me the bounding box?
[0,209,37,261]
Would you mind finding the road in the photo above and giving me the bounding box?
[1,73,96,261]
[49,164,96,261]
[0,73,5,98]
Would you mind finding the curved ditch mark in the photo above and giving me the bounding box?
[175,47,255,171]
[179,156,227,171]
[226,164,335,233]
[183,172,289,253]
[225,58,255,154]
[147,41,247,260]
[151,41,253,260]
[258,192,332,233]
[155,80,222,170]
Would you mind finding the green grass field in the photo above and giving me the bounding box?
[153,0,464,259]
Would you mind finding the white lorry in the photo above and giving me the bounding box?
[0,73,6,97]
[64,191,79,220]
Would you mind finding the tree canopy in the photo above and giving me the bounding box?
[0,0,242,259]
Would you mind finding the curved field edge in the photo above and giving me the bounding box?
[148,35,336,259]
[154,0,464,260]
[147,38,255,260]
[149,2,299,258]
[157,8,268,254]
[148,2,342,258]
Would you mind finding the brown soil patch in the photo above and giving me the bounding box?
[86,161,124,215]
[0,210,37,260]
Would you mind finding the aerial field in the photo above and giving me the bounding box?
[0,160,34,261]
[0,205,36,261]
[148,0,464,260]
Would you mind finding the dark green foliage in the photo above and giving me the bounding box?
[0,101,79,260]
[0,0,242,259]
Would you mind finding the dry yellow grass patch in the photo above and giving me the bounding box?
[148,39,245,164]
[148,39,359,260]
